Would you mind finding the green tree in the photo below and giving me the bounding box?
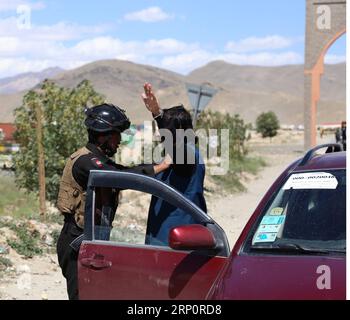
[196,111,265,192]
[197,110,251,159]
[256,111,280,139]
[14,80,105,202]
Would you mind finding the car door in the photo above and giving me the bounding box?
[78,170,230,300]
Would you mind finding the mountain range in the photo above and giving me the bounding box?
[0,60,345,125]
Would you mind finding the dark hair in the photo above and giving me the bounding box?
[162,105,194,133]
[161,105,198,175]
[161,105,198,146]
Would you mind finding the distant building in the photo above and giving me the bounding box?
[0,123,16,143]
[0,123,18,154]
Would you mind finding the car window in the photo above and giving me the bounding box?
[91,188,199,247]
[250,170,346,252]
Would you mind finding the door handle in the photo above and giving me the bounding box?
[81,257,112,270]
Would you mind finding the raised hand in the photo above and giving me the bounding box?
[141,82,161,116]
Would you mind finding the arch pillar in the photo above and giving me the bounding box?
[304,0,346,149]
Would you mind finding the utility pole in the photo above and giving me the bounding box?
[34,94,46,219]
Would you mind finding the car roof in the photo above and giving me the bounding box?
[294,151,346,172]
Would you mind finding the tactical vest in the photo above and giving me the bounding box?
[57,147,91,229]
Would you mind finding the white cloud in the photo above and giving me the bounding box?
[0,0,45,12]
[161,50,214,74]
[0,57,91,78]
[124,7,173,23]
[324,54,346,64]
[0,17,111,41]
[0,58,57,76]
[226,35,298,53]
[0,34,305,77]
[0,15,307,78]
[161,50,303,74]
[0,33,199,76]
[70,37,196,60]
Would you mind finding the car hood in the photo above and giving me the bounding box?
[209,254,346,300]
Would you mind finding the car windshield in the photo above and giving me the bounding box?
[251,170,346,253]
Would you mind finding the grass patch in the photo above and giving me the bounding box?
[0,174,63,225]
[0,174,39,219]
[0,256,13,271]
[0,220,42,258]
[212,156,267,193]
[231,156,267,175]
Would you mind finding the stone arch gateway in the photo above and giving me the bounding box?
[304,0,346,149]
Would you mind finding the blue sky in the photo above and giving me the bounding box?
[0,0,346,77]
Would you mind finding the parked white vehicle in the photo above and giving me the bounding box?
[0,154,14,170]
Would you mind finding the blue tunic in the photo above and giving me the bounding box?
[145,148,207,246]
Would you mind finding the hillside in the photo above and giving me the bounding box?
[0,60,345,125]
[50,60,187,123]
[188,60,345,101]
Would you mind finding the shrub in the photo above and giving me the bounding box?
[197,111,265,192]
[256,111,280,139]
[4,221,43,258]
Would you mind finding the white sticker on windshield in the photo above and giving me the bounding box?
[282,172,338,190]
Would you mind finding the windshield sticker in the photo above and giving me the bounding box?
[252,216,285,244]
[253,232,278,243]
[261,216,285,225]
[256,224,282,233]
[270,207,284,216]
[282,172,338,190]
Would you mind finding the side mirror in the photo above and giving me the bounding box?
[169,224,217,251]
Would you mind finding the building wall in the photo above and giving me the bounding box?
[0,123,16,143]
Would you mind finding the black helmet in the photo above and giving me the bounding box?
[84,103,130,133]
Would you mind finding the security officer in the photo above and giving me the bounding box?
[340,121,346,151]
[56,103,170,300]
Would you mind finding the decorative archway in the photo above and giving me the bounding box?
[304,0,346,149]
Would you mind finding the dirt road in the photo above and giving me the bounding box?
[207,153,298,248]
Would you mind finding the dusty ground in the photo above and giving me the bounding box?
[0,131,335,300]
[0,252,67,300]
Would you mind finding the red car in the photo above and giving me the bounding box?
[78,144,346,300]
